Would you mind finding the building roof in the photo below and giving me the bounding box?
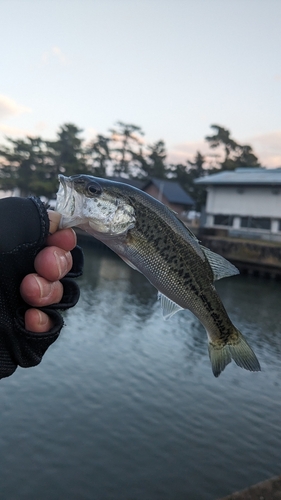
[144,178,194,206]
[195,167,281,186]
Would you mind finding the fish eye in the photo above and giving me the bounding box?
[87,182,102,196]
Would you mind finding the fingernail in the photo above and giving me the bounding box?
[48,211,61,234]
[54,251,71,278]
[37,310,48,326]
[34,275,53,299]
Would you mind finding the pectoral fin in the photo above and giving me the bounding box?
[158,292,184,320]
[117,255,140,271]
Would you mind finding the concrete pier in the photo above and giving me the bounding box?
[199,234,281,279]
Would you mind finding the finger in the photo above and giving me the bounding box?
[46,228,77,251]
[34,247,73,281]
[25,309,54,333]
[48,211,61,234]
[20,274,64,307]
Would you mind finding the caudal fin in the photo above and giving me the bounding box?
[208,329,261,377]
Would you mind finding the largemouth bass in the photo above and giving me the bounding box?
[56,174,261,377]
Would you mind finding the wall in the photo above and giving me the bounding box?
[206,185,281,218]
[145,183,164,201]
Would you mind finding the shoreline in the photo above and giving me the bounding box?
[218,474,281,499]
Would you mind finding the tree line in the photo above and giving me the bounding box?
[0,122,260,209]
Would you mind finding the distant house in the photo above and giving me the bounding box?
[143,178,194,216]
[195,167,281,241]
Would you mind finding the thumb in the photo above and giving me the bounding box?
[48,211,62,234]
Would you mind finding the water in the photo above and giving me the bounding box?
[1,243,281,500]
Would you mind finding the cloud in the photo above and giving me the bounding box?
[0,123,33,137]
[52,46,68,65]
[85,127,99,142]
[248,131,281,168]
[0,95,31,120]
[168,131,281,169]
[34,121,48,133]
[167,139,223,167]
[40,46,68,66]
[250,130,281,151]
[0,122,53,143]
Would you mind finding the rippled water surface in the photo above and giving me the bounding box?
[1,243,281,500]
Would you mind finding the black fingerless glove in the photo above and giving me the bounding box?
[0,196,84,379]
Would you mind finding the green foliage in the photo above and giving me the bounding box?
[87,134,110,177]
[109,121,145,176]
[0,121,261,211]
[171,152,207,211]
[205,124,260,170]
[138,140,167,179]
[0,136,53,197]
[46,123,89,179]
[234,144,260,168]
[0,123,90,198]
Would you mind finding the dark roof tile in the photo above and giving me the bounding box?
[145,178,194,205]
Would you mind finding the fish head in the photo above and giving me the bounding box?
[56,174,136,237]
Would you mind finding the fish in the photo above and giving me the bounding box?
[56,174,261,377]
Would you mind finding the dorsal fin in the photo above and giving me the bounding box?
[200,245,239,281]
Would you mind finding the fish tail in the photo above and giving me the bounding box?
[208,328,261,377]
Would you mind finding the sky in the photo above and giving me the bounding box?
[1,0,281,168]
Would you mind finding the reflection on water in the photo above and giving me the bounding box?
[216,275,281,359]
[80,244,158,320]
[0,244,281,500]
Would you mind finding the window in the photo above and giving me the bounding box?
[214,214,234,226]
[240,217,271,230]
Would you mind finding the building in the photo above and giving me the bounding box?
[195,168,281,241]
[143,178,194,216]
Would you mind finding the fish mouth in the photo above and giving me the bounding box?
[56,174,74,213]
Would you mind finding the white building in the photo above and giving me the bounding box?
[195,168,281,241]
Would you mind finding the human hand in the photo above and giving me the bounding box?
[20,211,77,333]
[0,196,83,379]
